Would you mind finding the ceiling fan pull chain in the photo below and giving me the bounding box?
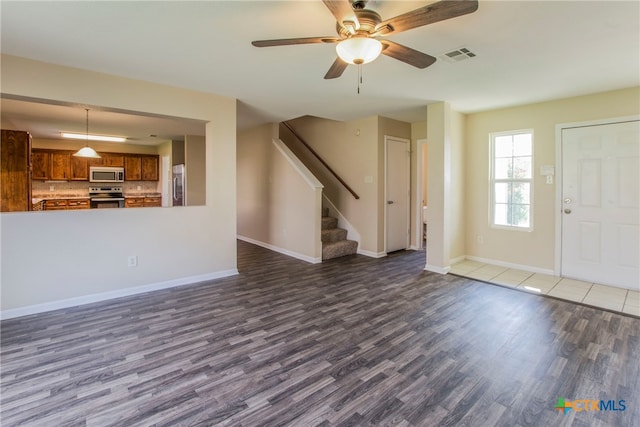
[357,63,362,94]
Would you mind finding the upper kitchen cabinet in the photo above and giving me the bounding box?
[125,155,142,180]
[141,155,159,181]
[104,154,124,167]
[31,150,50,180]
[1,130,32,212]
[88,153,124,168]
[31,149,159,182]
[125,154,158,181]
[70,155,89,181]
[50,151,70,180]
[32,149,83,181]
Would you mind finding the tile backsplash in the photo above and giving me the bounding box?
[32,181,159,198]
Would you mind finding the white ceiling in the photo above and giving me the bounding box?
[1,0,639,142]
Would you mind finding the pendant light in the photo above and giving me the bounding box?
[72,109,101,159]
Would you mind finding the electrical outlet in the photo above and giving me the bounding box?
[49,185,55,192]
[127,256,138,267]
[476,235,484,245]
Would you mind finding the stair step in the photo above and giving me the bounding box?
[322,239,358,260]
[322,216,338,230]
[322,228,347,243]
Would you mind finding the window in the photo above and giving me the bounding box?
[490,130,533,230]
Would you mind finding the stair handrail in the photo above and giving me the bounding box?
[282,121,360,200]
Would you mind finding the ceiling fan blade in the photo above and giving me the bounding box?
[252,37,339,47]
[380,40,436,69]
[324,57,348,79]
[378,0,478,34]
[323,0,360,29]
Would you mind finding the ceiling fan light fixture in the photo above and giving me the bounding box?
[336,37,382,65]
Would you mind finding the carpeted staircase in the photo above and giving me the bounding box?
[322,208,358,260]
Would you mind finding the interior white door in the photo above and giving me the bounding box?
[561,120,640,289]
[386,137,410,252]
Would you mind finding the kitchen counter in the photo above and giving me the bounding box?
[33,195,89,201]
[124,193,161,198]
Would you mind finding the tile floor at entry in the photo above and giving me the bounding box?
[451,260,640,316]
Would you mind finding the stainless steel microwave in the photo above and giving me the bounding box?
[89,167,124,183]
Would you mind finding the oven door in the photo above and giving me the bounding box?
[90,198,125,209]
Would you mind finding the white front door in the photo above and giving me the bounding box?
[385,136,410,253]
[561,120,640,289]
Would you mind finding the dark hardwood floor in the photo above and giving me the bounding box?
[1,241,639,426]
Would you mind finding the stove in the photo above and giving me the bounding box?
[89,186,124,209]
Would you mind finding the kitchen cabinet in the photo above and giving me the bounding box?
[143,196,161,207]
[124,154,159,181]
[66,198,90,210]
[31,150,50,180]
[31,149,160,182]
[125,156,142,181]
[88,153,124,168]
[50,152,71,180]
[125,197,144,208]
[31,149,73,181]
[104,154,124,167]
[141,156,159,181]
[70,155,89,181]
[1,130,32,212]
[44,198,90,210]
[44,199,68,210]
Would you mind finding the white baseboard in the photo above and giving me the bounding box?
[0,269,238,320]
[238,235,322,264]
[425,264,451,275]
[358,249,387,258]
[464,255,554,275]
[450,255,466,265]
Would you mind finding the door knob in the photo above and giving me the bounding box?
[564,208,572,214]
[387,201,394,204]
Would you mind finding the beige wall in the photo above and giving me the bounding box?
[185,134,206,206]
[449,110,466,260]
[0,54,237,316]
[465,86,640,271]
[411,120,428,249]
[237,124,322,262]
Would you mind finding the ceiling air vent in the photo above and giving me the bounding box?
[439,47,476,64]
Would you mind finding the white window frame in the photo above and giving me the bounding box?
[489,129,534,231]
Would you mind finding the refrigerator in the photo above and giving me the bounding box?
[172,164,185,206]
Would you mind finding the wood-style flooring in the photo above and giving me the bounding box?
[1,241,639,426]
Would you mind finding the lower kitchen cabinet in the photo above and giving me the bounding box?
[44,199,68,210]
[44,198,90,210]
[126,196,161,207]
[143,196,161,207]
[125,197,144,208]
[67,199,90,210]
